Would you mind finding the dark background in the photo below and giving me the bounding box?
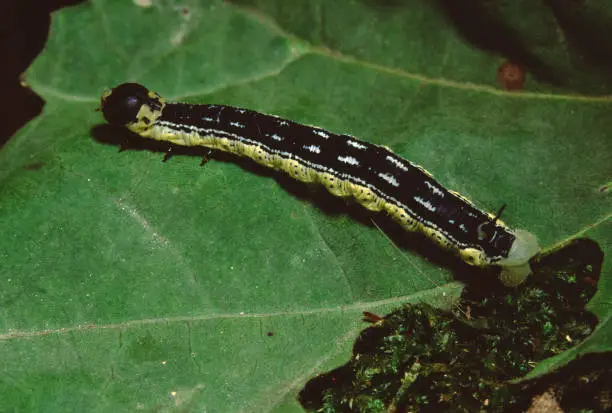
[0,0,84,147]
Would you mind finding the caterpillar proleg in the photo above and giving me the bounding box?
[99,83,540,286]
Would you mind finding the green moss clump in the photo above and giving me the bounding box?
[299,238,603,413]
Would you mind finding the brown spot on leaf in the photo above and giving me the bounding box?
[362,311,384,323]
[497,61,526,91]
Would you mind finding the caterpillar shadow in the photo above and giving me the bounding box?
[91,124,500,288]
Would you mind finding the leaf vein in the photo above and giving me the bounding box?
[0,283,462,341]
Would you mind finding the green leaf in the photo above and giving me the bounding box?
[1,0,610,411]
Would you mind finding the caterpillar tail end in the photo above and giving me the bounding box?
[497,229,540,287]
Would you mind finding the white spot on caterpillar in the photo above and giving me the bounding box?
[386,155,409,171]
[313,129,329,138]
[378,172,400,187]
[303,145,321,154]
[236,109,246,114]
[414,196,436,212]
[203,116,214,122]
[230,121,245,128]
[266,133,283,141]
[338,155,360,166]
[425,181,445,197]
[347,140,368,150]
[278,120,290,126]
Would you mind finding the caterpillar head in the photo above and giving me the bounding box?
[99,83,165,134]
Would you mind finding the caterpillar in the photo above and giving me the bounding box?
[99,83,540,286]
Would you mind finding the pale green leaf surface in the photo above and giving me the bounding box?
[1,1,611,412]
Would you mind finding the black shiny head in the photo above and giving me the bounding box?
[100,83,150,126]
